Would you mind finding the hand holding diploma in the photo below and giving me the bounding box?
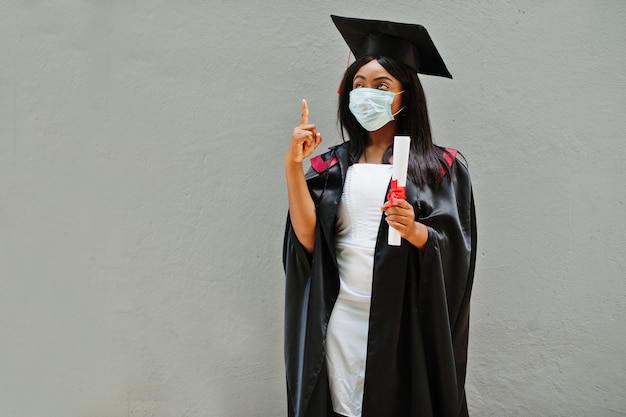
[383,136,411,246]
[382,136,427,249]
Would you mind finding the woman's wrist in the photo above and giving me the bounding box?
[285,156,304,170]
[408,221,428,250]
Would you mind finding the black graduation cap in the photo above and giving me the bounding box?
[331,15,452,79]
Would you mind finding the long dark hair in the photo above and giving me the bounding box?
[338,55,448,186]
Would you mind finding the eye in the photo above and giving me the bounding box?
[353,82,364,89]
[377,83,389,90]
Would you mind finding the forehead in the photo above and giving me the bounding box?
[353,59,397,81]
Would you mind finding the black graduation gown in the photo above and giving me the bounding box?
[282,142,477,417]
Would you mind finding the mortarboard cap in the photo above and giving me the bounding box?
[331,15,452,79]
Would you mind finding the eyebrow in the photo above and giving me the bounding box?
[353,75,394,82]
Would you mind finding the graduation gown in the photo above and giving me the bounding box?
[282,142,477,417]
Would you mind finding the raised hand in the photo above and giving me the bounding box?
[286,99,323,165]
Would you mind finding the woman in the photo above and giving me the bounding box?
[283,15,477,417]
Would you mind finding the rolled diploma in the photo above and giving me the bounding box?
[388,136,411,246]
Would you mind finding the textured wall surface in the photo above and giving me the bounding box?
[1,1,625,416]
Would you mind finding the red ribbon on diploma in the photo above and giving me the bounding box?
[387,179,406,206]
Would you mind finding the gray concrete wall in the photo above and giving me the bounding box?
[1,1,624,416]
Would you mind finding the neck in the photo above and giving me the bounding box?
[369,118,398,144]
[360,122,396,163]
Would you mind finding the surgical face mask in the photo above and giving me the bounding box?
[349,88,405,131]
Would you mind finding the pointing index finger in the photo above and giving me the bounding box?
[300,99,309,125]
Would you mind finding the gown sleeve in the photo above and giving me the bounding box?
[417,156,477,416]
[281,151,343,417]
[282,182,316,417]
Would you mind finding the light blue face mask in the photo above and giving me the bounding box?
[349,88,405,131]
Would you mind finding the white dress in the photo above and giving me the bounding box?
[326,163,392,417]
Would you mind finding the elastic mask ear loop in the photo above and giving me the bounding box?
[392,106,406,118]
[392,90,406,118]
